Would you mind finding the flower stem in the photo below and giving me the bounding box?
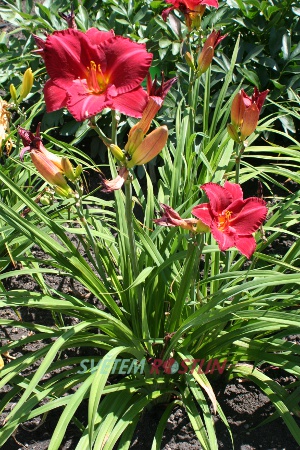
[168,234,204,333]
[235,143,245,184]
[74,181,104,278]
[89,117,112,147]
[125,177,144,337]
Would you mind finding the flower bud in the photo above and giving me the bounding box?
[197,46,214,74]
[61,156,76,181]
[40,194,52,205]
[227,123,240,143]
[230,91,245,128]
[229,88,268,142]
[9,84,18,104]
[197,30,227,76]
[124,127,145,156]
[30,150,72,196]
[128,97,161,138]
[109,144,126,163]
[74,164,83,179]
[240,104,260,140]
[19,68,34,102]
[127,125,168,168]
[54,185,73,198]
[185,52,195,70]
[39,146,65,171]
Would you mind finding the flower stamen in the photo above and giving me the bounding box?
[218,210,232,231]
[86,61,108,94]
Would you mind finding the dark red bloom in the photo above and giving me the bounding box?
[162,0,219,24]
[36,28,153,121]
[192,181,267,258]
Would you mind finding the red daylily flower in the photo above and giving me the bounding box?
[162,0,219,26]
[35,28,153,121]
[192,181,267,258]
[228,87,269,142]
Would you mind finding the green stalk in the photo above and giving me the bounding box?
[89,117,112,147]
[235,143,245,184]
[168,234,204,333]
[124,179,139,283]
[124,178,145,338]
[74,182,106,280]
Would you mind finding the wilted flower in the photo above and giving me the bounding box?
[101,167,129,193]
[154,204,209,233]
[192,181,267,258]
[18,124,75,197]
[0,99,12,155]
[58,4,77,29]
[228,87,269,142]
[34,28,153,122]
[162,0,219,30]
[197,30,227,75]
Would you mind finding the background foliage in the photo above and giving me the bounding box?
[0,0,299,449]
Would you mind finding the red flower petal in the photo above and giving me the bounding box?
[201,182,233,214]
[235,235,257,258]
[223,181,243,202]
[100,36,153,95]
[252,87,270,112]
[86,28,115,45]
[210,222,236,252]
[191,203,213,225]
[108,86,149,118]
[44,29,94,88]
[44,80,68,112]
[230,197,267,234]
[66,81,109,121]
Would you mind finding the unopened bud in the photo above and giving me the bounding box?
[185,52,195,70]
[227,123,240,143]
[240,104,260,141]
[74,164,83,179]
[54,185,74,198]
[30,151,69,190]
[40,195,52,206]
[109,144,125,162]
[125,127,145,156]
[10,84,18,104]
[61,156,76,181]
[19,68,34,102]
[197,46,214,75]
[127,125,168,168]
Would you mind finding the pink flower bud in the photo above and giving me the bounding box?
[197,30,227,75]
[30,150,72,197]
[230,88,269,141]
[127,126,168,168]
